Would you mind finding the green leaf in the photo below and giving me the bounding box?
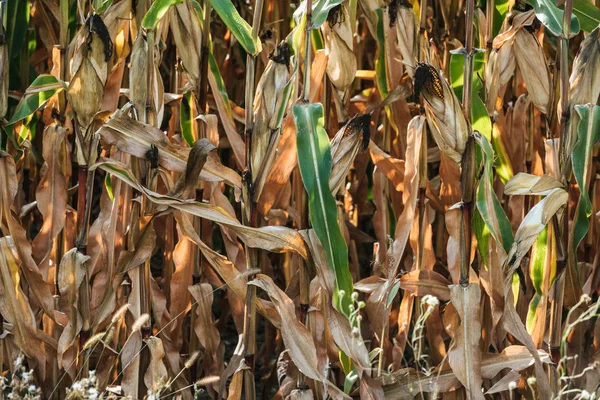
[473,211,491,268]
[527,0,580,37]
[571,104,600,251]
[493,0,510,37]
[312,0,344,28]
[105,174,115,201]
[142,0,184,30]
[180,92,196,147]
[530,227,548,294]
[293,103,353,316]
[93,0,115,14]
[491,128,514,184]
[208,0,261,55]
[374,8,388,99]
[573,0,600,33]
[474,133,515,254]
[7,75,63,125]
[450,53,492,139]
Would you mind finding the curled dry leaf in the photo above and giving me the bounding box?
[505,188,568,275]
[57,248,90,369]
[0,237,46,370]
[143,336,168,393]
[248,274,350,400]
[170,138,216,198]
[400,270,452,301]
[98,109,241,188]
[382,345,551,397]
[504,172,564,196]
[91,158,308,257]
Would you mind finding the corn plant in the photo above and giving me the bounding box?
[2,0,600,398]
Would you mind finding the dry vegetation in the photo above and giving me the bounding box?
[2,0,600,398]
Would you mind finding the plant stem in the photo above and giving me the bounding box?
[241,0,264,385]
[459,0,475,286]
[549,0,573,365]
[302,0,312,103]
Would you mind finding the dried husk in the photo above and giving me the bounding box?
[129,33,164,126]
[169,0,202,91]
[252,43,291,181]
[485,42,515,112]
[513,29,551,114]
[329,114,370,195]
[394,3,418,77]
[416,63,469,164]
[323,5,356,91]
[67,14,113,164]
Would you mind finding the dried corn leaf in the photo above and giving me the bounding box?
[32,126,69,267]
[248,274,350,400]
[57,248,89,368]
[98,108,241,188]
[505,188,568,275]
[144,336,168,392]
[504,172,565,196]
[382,345,551,397]
[448,283,484,400]
[400,270,452,301]
[92,158,308,258]
[0,237,46,368]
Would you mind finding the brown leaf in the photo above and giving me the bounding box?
[400,270,452,301]
[249,274,350,399]
[32,126,69,268]
[448,283,484,400]
[98,109,241,188]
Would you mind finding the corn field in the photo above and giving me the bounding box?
[2,0,600,398]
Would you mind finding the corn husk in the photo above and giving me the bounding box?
[329,114,371,195]
[485,42,515,112]
[323,5,356,91]
[129,33,165,127]
[416,63,469,164]
[513,29,551,114]
[169,0,202,91]
[252,43,291,180]
[67,14,112,164]
[394,3,418,77]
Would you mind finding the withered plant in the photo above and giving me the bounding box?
[1,0,600,399]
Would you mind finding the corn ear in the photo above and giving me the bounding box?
[67,14,113,164]
[323,5,356,91]
[252,43,291,180]
[416,63,469,164]
[513,29,551,114]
